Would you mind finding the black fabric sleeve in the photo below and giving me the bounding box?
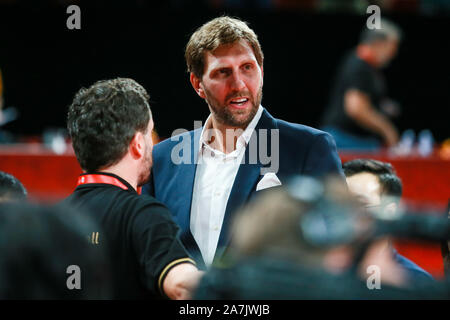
[345,67,374,97]
[130,201,195,297]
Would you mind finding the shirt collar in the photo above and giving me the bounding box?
[199,105,264,154]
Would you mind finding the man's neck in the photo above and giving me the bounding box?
[99,161,138,191]
[208,117,246,154]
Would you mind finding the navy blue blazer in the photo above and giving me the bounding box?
[143,108,345,269]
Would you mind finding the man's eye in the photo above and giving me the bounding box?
[243,64,252,70]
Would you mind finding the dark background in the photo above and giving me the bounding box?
[0,0,449,142]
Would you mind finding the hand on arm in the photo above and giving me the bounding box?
[344,89,399,147]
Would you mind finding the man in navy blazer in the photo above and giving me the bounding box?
[143,16,345,269]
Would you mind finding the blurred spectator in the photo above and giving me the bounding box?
[343,158,434,283]
[0,171,27,202]
[194,176,439,299]
[0,202,112,299]
[321,18,402,150]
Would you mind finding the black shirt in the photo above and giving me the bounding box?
[63,172,195,299]
[321,50,387,139]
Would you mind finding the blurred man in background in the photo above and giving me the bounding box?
[0,171,27,202]
[321,19,402,150]
[343,158,433,283]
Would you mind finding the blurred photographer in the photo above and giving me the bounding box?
[343,159,433,284]
[194,176,437,299]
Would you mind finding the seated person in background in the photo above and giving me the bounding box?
[321,19,402,150]
[64,78,202,300]
[0,171,27,202]
[343,158,433,283]
[0,202,112,299]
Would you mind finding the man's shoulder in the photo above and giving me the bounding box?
[107,190,175,224]
[276,118,327,135]
[271,116,332,144]
[65,185,169,216]
[128,192,170,212]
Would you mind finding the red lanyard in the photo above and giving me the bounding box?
[77,174,129,190]
[76,174,142,194]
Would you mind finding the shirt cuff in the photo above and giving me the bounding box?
[158,257,196,297]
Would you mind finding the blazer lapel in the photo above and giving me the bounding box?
[171,128,207,267]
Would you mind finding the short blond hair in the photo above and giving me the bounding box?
[185,16,264,79]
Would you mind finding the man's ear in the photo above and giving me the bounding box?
[129,132,145,160]
[190,72,206,99]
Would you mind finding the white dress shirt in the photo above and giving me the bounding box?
[190,106,263,267]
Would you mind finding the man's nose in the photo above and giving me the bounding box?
[230,71,246,91]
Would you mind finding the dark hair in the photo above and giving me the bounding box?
[359,18,402,45]
[67,78,151,172]
[343,159,402,199]
[185,16,264,78]
[0,171,27,202]
[0,202,112,299]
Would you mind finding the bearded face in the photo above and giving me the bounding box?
[194,40,264,129]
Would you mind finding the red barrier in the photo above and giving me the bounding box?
[0,143,82,202]
[0,144,448,277]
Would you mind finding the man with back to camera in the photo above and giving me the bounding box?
[64,78,202,299]
[143,16,346,269]
[343,158,433,283]
[321,19,402,150]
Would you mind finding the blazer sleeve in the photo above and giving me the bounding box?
[303,132,346,181]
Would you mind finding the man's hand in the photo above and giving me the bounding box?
[163,262,204,300]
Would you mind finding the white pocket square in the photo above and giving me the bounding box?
[256,172,282,191]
